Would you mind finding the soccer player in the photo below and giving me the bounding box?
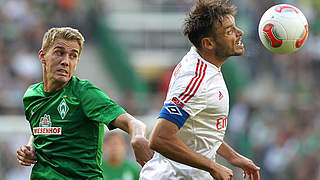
[140,0,260,180]
[102,131,140,180]
[16,27,154,179]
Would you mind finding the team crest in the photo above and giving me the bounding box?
[57,98,69,119]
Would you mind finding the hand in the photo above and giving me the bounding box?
[228,155,260,180]
[209,162,234,180]
[17,145,37,166]
[131,136,154,167]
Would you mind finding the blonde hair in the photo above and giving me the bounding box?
[41,27,85,54]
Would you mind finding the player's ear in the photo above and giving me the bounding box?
[38,49,46,65]
[201,37,215,50]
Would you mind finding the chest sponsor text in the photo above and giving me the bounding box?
[33,127,62,135]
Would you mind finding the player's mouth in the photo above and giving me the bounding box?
[56,69,68,76]
[235,39,244,48]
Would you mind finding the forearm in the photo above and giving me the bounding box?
[128,115,147,140]
[217,142,260,179]
[112,113,147,139]
[216,141,240,162]
[27,135,34,146]
[149,118,221,173]
[150,132,215,173]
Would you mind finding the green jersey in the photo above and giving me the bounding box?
[23,76,126,179]
[102,160,140,180]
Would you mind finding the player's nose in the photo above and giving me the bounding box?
[60,55,69,67]
[236,27,244,36]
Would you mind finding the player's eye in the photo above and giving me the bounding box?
[227,28,234,35]
[70,53,78,59]
[55,51,63,56]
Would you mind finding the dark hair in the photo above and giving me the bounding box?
[183,0,237,49]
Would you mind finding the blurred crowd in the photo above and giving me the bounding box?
[227,0,320,179]
[0,0,319,179]
[0,0,97,114]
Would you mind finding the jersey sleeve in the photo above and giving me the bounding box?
[79,81,126,130]
[159,59,208,128]
[23,89,32,121]
[22,83,41,122]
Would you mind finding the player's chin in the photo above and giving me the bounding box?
[55,76,71,84]
[237,46,245,55]
[233,49,245,56]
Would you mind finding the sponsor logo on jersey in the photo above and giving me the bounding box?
[34,114,62,135]
[165,105,182,116]
[40,114,52,127]
[216,116,228,130]
[33,127,61,135]
[57,98,69,119]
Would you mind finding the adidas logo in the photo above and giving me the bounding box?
[219,91,223,100]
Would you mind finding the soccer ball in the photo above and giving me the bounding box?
[258,4,309,54]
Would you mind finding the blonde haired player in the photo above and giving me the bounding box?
[140,0,260,180]
[16,27,154,179]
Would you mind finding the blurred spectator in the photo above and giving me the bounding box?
[0,0,319,179]
[0,139,16,178]
[102,131,140,180]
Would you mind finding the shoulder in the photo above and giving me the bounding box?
[23,82,43,113]
[172,58,209,93]
[23,82,43,100]
[70,76,99,93]
[166,59,210,109]
[71,76,94,87]
[178,57,209,78]
[72,77,113,104]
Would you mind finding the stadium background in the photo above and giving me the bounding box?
[0,0,319,179]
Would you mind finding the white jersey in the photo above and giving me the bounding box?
[140,47,229,180]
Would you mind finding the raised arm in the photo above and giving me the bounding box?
[17,135,37,166]
[149,118,233,180]
[110,113,154,166]
[217,141,260,180]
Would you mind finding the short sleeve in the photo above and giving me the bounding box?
[22,83,42,122]
[79,81,126,129]
[166,59,208,117]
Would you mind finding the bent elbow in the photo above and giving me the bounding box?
[148,135,163,151]
[148,136,157,150]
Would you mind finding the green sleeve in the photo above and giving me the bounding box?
[79,81,126,129]
[22,94,31,121]
[22,83,41,122]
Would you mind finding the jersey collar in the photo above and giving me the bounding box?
[189,47,221,73]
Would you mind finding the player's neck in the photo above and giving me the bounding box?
[44,81,67,92]
[43,75,68,92]
[42,68,69,92]
[107,158,123,167]
[196,49,227,68]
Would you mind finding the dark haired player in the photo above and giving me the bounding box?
[140,0,260,180]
